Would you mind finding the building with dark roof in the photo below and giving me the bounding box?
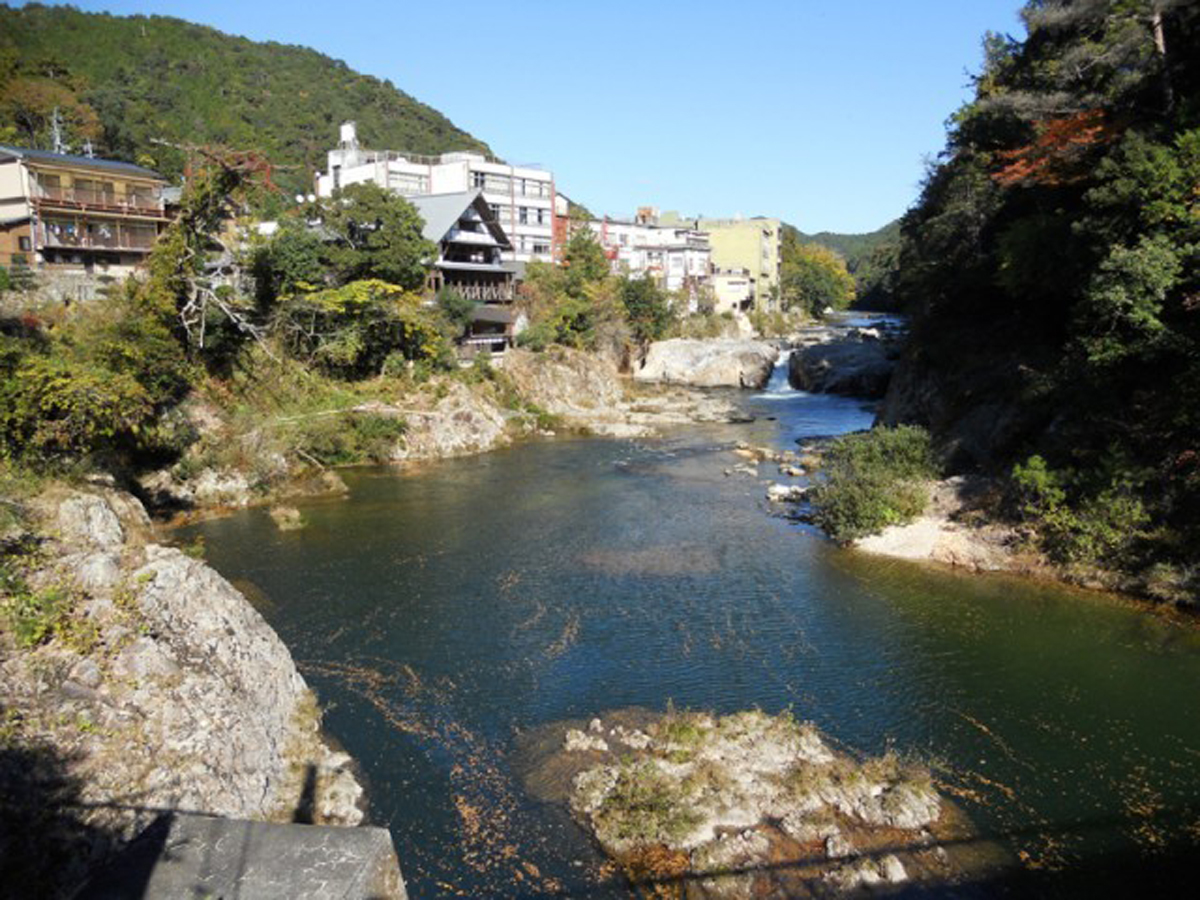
[0,145,171,273]
[408,189,524,357]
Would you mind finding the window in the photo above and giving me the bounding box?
[533,242,551,256]
[519,207,529,225]
[472,171,486,189]
[388,172,429,194]
[536,208,546,225]
[18,236,31,251]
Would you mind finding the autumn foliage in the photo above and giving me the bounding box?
[992,110,1120,187]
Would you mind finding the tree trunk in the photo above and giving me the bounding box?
[1150,9,1175,113]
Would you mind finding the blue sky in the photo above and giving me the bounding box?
[33,0,1026,233]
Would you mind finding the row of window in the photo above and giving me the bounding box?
[488,204,549,227]
[471,171,552,198]
[388,172,429,193]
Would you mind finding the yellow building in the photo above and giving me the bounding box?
[659,211,781,311]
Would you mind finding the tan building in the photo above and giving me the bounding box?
[0,145,170,273]
[659,211,782,311]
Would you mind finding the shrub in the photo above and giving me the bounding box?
[274,280,455,379]
[809,425,938,542]
[1010,454,1150,566]
[289,412,406,466]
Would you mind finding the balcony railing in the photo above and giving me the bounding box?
[34,186,167,217]
[37,224,159,252]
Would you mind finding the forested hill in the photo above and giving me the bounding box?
[794,220,900,267]
[787,220,901,308]
[883,0,1200,599]
[0,4,490,192]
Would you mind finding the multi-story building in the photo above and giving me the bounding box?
[315,123,555,266]
[409,189,522,357]
[659,211,782,311]
[587,208,711,309]
[0,145,170,273]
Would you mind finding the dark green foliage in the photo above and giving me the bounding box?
[274,279,453,379]
[251,221,326,306]
[619,275,671,343]
[517,230,630,353]
[0,287,192,466]
[810,426,938,543]
[291,412,407,466]
[789,220,902,309]
[890,0,1200,590]
[319,184,434,291]
[0,5,489,194]
[436,287,478,333]
[779,230,855,317]
[1011,454,1151,567]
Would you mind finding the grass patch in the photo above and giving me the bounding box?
[593,759,703,847]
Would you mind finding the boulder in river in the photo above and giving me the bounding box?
[635,339,777,389]
[789,332,896,398]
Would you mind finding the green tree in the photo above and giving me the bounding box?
[619,275,672,344]
[780,239,855,317]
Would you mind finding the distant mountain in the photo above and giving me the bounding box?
[0,4,490,193]
[790,220,900,272]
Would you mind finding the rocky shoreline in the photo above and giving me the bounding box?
[0,485,365,895]
[139,344,769,521]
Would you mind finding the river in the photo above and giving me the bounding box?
[184,336,1200,897]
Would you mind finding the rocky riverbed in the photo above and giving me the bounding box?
[0,485,364,895]
[519,708,1000,898]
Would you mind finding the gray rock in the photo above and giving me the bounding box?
[766,484,806,503]
[74,551,124,591]
[789,337,896,398]
[70,657,104,689]
[636,339,777,388]
[881,854,908,883]
[58,494,124,549]
[825,832,857,860]
[112,637,182,683]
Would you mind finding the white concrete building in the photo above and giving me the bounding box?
[587,211,711,308]
[315,122,555,265]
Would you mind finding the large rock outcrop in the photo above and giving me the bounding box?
[788,327,898,398]
[504,346,744,436]
[635,339,777,389]
[387,381,511,461]
[2,488,365,895]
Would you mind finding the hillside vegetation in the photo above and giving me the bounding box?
[790,221,901,309]
[0,3,489,193]
[886,0,1200,601]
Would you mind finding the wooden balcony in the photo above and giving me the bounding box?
[34,186,168,218]
[38,224,159,252]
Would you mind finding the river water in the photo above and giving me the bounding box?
[185,338,1200,897]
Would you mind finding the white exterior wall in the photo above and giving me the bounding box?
[588,219,712,294]
[712,272,754,315]
[0,161,31,220]
[316,135,555,264]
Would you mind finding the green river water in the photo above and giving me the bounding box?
[184,359,1200,898]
